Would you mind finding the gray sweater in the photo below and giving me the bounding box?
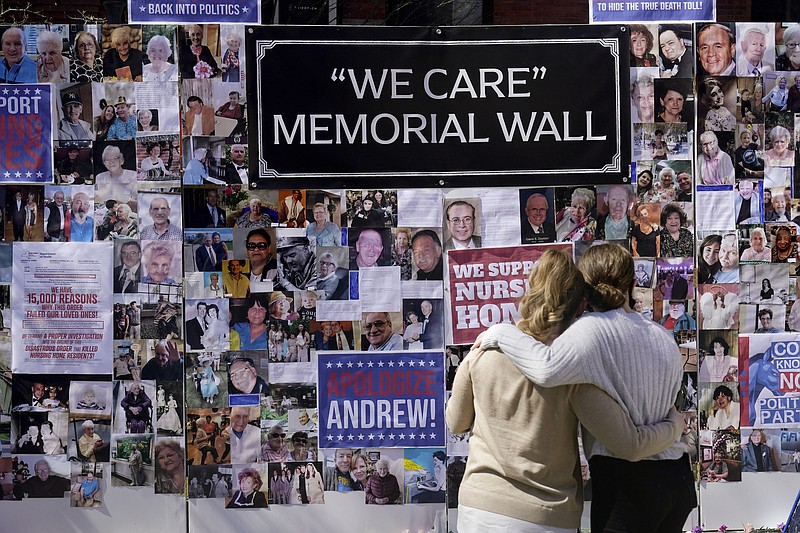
[447,348,682,528]
[482,308,686,460]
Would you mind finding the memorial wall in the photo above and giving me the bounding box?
[0,19,799,532]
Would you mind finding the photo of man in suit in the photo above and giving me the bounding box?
[191,189,226,228]
[520,191,556,244]
[186,301,208,351]
[659,26,693,78]
[418,299,443,349]
[114,240,141,293]
[9,190,25,241]
[195,234,219,272]
[44,190,68,242]
[224,144,248,186]
[443,200,481,251]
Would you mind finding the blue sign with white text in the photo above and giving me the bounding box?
[589,0,715,23]
[0,84,52,183]
[318,351,445,449]
[129,0,259,23]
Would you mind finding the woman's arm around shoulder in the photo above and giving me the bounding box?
[571,383,682,461]
[479,323,587,386]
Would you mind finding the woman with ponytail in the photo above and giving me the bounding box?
[447,249,682,533]
[478,243,696,533]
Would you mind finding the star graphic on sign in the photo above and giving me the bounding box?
[388,433,395,439]
[139,4,146,10]
[336,362,343,368]
[36,171,43,178]
[3,171,9,178]
[398,361,405,367]
[409,432,416,439]
[357,361,363,368]
[14,171,21,178]
[428,360,436,366]
[25,171,32,178]
[34,88,41,94]
[347,434,354,440]
[327,435,334,441]
[337,435,344,441]
[2,88,8,94]
[367,434,374,440]
[326,362,333,368]
[346,362,353,368]
[408,360,416,367]
[242,6,249,12]
[377,361,384,367]
[429,432,436,439]
[398,433,405,439]
[367,361,374,367]
[378,434,385,439]
[23,88,30,94]
[418,433,426,440]
[387,361,394,367]
[13,88,19,94]
[357,434,364,440]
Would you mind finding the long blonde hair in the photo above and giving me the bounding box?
[516,249,585,343]
[578,243,634,312]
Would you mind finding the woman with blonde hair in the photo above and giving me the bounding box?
[113,203,138,238]
[154,440,185,494]
[24,192,37,242]
[478,244,694,532]
[102,26,144,81]
[630,203,660,257]
[392,227,413,280]
[555,187,597,242]
[450,248,684,533]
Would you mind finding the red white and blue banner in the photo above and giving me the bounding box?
[129,0,259,23]
[589,0,715,23]
[318,351,445,448]
[0,84,52,183]
[740,335,800,428]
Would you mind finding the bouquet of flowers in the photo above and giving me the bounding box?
[194,60,213,79]
[222,185,248,210]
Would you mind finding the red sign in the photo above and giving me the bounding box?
[447,243,571,345]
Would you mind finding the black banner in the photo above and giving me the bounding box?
[247,25,630,187]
